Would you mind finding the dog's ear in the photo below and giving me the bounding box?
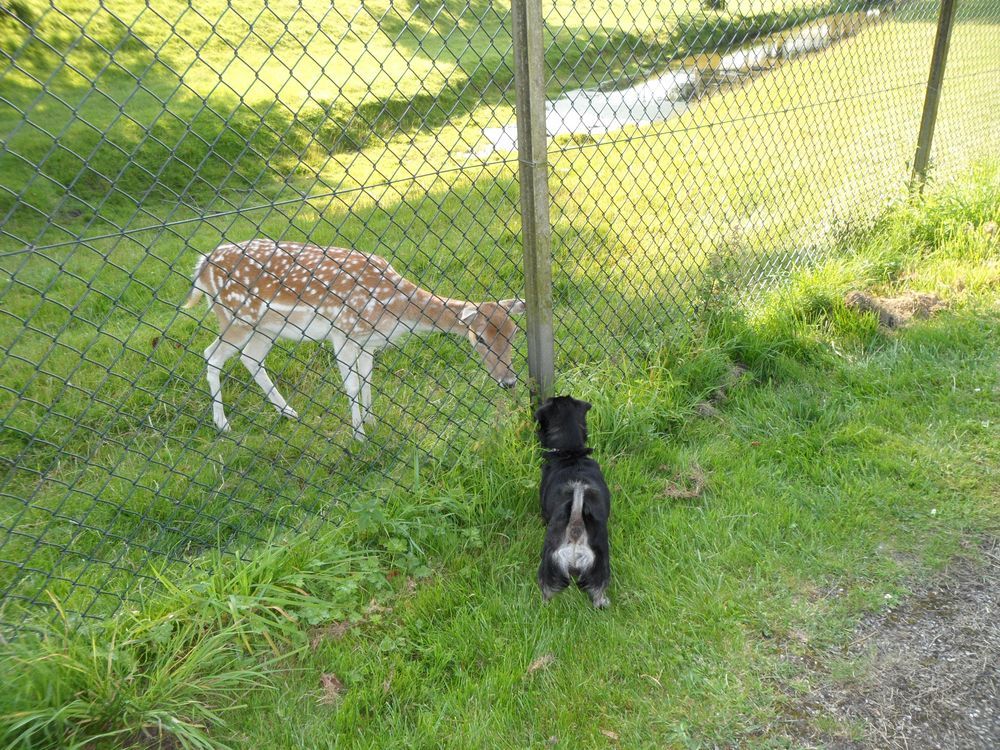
[576,398,592,413]
[534,398,554,425]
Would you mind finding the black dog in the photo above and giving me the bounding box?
[535,395,611,608]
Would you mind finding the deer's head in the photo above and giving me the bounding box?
[460,298,526,388]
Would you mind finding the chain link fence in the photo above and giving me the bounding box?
[1,0,997,632]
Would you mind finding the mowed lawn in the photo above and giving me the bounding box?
[1,0,998,625]
[0,0,830,238]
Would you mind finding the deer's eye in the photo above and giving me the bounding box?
[475,334,489,347]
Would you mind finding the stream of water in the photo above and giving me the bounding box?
[472,9,882,157]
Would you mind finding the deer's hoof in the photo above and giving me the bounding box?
[279,406,299,420]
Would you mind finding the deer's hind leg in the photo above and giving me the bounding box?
[357,350,375,426]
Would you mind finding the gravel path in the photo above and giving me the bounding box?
[779,541,1000,749]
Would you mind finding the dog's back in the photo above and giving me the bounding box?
[539,455,609,523]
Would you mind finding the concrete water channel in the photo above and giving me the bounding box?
[474,9,886,157]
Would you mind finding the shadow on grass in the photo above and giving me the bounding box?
[0,0,909,236]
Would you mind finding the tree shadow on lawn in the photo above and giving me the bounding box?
[0,0,871,242]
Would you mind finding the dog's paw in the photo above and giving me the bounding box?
[590,591,610,609]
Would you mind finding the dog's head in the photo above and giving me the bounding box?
[535,395,592,451]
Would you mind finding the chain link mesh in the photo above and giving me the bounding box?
[543,0,998,367]
[1,0,997,632]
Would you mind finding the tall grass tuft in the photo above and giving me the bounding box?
[0,531,385,749]
[1,609,266,749]
[144,537,382,655]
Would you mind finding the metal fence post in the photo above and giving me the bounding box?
[911,0,959,190]
[510,0,555,402]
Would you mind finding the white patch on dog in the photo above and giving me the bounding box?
[551,481,595,575]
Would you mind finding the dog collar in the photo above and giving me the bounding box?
[542,447,594,460]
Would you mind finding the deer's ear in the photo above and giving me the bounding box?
[499,298,526,315]
[458,305,478,324]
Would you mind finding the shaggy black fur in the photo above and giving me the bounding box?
[535,395,611,608]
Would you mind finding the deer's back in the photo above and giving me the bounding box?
[198,239,424,340]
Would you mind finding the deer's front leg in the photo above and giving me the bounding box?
[241,332,297,420]
[334,340,366,441]
[357,350,375,426]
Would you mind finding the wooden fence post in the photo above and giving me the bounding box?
[510,0,555,402]
[911,0,959,190]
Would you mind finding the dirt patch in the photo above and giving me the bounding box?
[776,542,1000,749]
[661,463,708,499]
[319,673,345,705]
[526,654,556,676]
[694,362,752,419]
[309,598,394,650]
[844,290,948,329]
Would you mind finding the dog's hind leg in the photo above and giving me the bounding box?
[540,581,562,603]
[538,554,570,603]
[579,553,611,609]
[587,585,610,609]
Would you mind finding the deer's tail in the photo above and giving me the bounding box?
[182,255,208,309]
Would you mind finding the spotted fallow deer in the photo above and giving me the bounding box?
[183,239,525,440]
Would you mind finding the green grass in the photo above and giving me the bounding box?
[1,529,385,748]
[1,1,998,745]
[3,169,999,748]
[210,170,1000,749]
[4,621,265,749]
[2,0,999,625]
[0,0,837,225]
[1,0,912,240]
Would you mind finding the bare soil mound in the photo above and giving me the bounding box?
[844,291,948,328]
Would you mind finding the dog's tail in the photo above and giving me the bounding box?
[568,483,586,542]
